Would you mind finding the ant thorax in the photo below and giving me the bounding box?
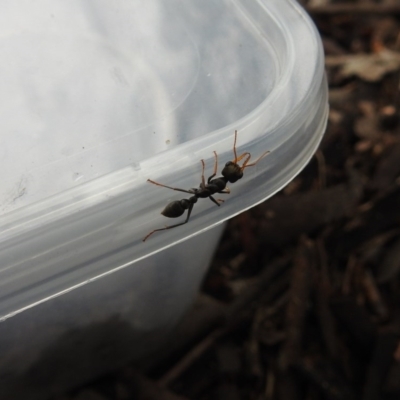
[209,177,227,192]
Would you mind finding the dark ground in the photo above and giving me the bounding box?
[55,1,400,399]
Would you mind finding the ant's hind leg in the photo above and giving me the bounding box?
[147,179,194,194]
[143,203,194,241]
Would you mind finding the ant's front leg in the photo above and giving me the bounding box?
[207,151,218,183]
[200,159,206,189]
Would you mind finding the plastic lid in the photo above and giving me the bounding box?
[0,0,328,320]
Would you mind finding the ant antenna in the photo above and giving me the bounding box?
[233,130,238,162]
[240,150,270,171]
[231,130,270,171]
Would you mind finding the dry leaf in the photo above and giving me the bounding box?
[326,50,400,82]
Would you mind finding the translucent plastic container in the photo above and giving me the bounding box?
[0,0,328,398]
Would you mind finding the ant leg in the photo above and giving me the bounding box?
[200,159,207,189]
[207,151,218,183]
[209,195,223,207]
[143,203,194,241]
[219,187,230,194]
[147,179,194,194]
[213,151,218,176]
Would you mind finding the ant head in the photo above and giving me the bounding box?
[222,161,243,183]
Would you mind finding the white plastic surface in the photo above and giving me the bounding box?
[0,0,328,320]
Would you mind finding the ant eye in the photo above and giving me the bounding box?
[225,161,233,167]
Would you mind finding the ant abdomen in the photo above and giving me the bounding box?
[161,198,197,218]
[210,177,227,191]
[161,200,186,218]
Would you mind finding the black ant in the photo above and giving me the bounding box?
[142,130,269,241]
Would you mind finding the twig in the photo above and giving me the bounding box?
[158,257,290,387]
[362,329,400,400]
[342,254,357,295]
[158,328,224,387]
[279,237,314,370]
[360,269,389,321]
[122,369,190,400]
[294,357,354,400]
[330,295,376,353]
[315,150,327,190]
[325,51,400,69]
[315,239,338,360]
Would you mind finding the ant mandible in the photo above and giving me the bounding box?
[142,130,270,241]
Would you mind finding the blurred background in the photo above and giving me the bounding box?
[52,1,400,399]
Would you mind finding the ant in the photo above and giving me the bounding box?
[142,130,270,241]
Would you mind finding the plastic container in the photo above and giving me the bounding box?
[0,0,328,398]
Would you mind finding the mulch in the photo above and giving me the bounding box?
[56,1,400,399]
